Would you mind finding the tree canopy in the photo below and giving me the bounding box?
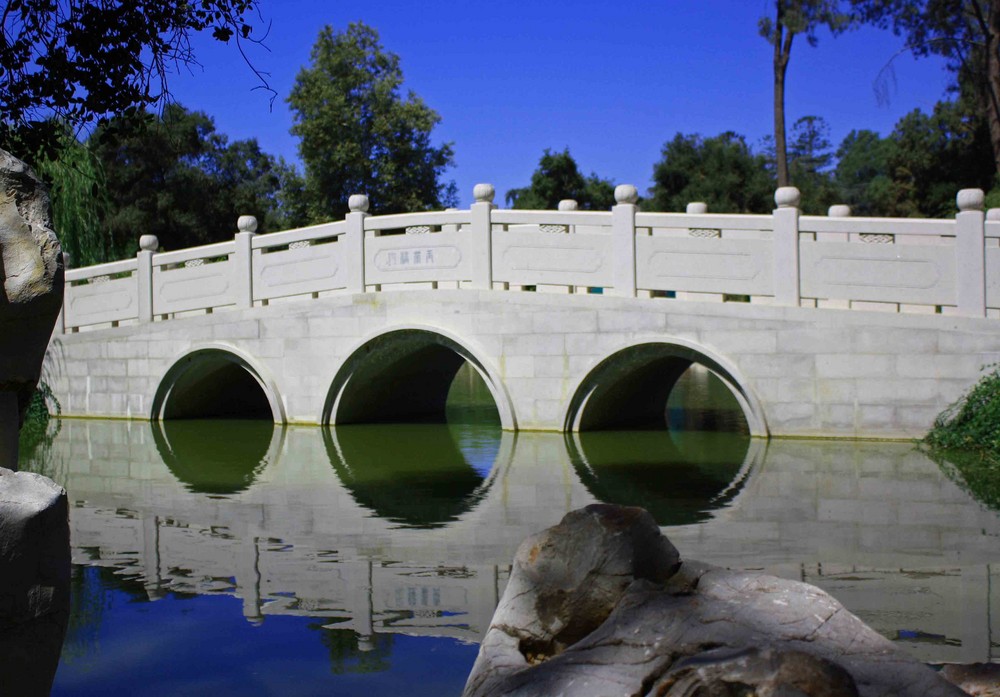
[646,132,774,213]
[0,0,270,158]
[505,149,615,210]
[89,103,291,254]
[287,22,456,222]
[852,0,1000,179]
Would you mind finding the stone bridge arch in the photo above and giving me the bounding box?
[151,343,285,423]
[322,325,516,429]
[563,338,769,437]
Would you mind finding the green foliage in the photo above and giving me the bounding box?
[852,0,1000,176]
[91,103,292,252]
[646,132,774,213]
[835,129,898,215]
[933,450,1000,511]
[833,100,994,217]
[505,149,615,210]
[925,365,1000,457]
[787,116,841,213]
[0,0,268,158]
[288,22,456,223]
[923,364,1000,511]
[18,382,60,460]
[759,0,852,46]
[32,124,118,266]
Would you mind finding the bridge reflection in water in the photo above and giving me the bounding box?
[23,411,1000,678]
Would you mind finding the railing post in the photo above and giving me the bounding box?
[345,194,368,294]
[137,235,157,322]
[56,251,71,334]
[234,215,257,308]
[956,188,986,317]
[612,184,638,297]
[470,183,495,289]
[686,201,707,214]
[772,186,801,306]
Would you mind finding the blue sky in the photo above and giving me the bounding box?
[169,0,952,208]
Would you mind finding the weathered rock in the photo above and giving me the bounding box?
[0,467,70,695]
[0,147,63,469]
[464,504,966,697]
[653,646,859,697]
[940,663,1000,696]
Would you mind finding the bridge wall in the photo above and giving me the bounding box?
[43,288,1000,438]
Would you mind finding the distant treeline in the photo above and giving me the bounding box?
[5,17,997,267]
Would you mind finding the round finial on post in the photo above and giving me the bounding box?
[139,234,159,252]
[828,204,852,218]
[987,208,1000,222]
[558,199,579,211]
[348,194,369,213]
[614,184,638,205]
[957,188,985,212]
[686,202,707,214]
[775,187,801,209]
[237,215,258,234]
[473,183,495,204]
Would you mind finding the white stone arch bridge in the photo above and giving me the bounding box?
[43,184,1000,439]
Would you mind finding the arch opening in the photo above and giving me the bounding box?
[325,329,507,427]
[153,348,281,422]
[566,342,766,437]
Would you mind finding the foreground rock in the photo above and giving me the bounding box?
[0,468,70,695]
[940,664,1000,696]
[464,504,965,697]
[0,150,69,694]
[0,147,63,470]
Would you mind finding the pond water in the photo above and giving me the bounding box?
[19,367,1000,695]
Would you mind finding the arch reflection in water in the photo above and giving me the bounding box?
[566,430,762,526]
[323,422,504,529]
[152,419,282,496]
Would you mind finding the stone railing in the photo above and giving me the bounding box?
[57,184,1000,332]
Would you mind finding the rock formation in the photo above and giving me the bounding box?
[0,148,69,694]
[464,504,966,697]
[0,147,63,470]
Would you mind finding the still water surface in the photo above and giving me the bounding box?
[19,370,1000,695]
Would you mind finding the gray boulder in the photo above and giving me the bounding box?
[0,468,70,695]
[0,149,69,694]
[464,504,966,697]
[0,147,63,470]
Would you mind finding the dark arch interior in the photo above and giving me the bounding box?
[572,344,749,434]
[160,354,272,420]
[331,330,500,425]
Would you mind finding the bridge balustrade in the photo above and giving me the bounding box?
[57,184,999,333]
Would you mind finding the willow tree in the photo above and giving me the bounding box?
[759,1,851,187]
